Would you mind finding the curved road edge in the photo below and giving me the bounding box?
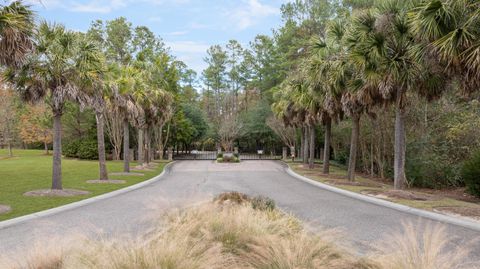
[0,162,175,230]
[284,164,480,232]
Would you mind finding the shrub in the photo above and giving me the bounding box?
[62,139,98,160]
[251,196,275,211]
[334,149,348,165]
[233,152,239,158]
[216,157,223,162]
[77,140,98,160]
[63,140,81,158]
[461,151,480,197]
[217,152,223,158]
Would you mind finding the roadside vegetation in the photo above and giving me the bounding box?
[0,193,472,269]
[0,149,166,221]
[2,0,480,201]
[288,161,480,222]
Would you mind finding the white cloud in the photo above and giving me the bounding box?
[165,40,210,74]
[227,0,278,30]
[30,0,189,14]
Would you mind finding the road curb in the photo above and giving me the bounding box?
[0,162,175,230]
[285,166,480,232]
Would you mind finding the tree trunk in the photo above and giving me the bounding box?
[309,125,315,169]
[138,128,144,166]
[95,112,109,180]
[347,115,360,181]
[7,141,12,157]
[158,125,164,160]
[52,112,63,190]
[145,127,151,163]
[44,139,49,155]
[122,119,130,173]
[303,126,309,165]
[394,94,407,189]
[323,119,331,174]
[300,128,305,160]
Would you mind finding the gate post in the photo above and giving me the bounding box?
[282,147,288,160]
[290,146,295,161]
[168,147,173,161]
[234,147,238,154]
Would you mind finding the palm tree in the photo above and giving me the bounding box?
[348,1,447,189]
[409,0,480,93]
[0,1,34,67]
[107,64,143,173]
[6,22,102,190]
[78,39,109,181]
[306,36,344,175]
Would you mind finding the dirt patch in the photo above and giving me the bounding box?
[132,165,155,171]
[301,171,346,180]
[24,189,90,197]
[416,187,480,204]
[361,190,437,201]
[109,172,144,176]
[325,179,382,188]
[86,179,126,184]
[0,205,11,214]
[434,206,480,221]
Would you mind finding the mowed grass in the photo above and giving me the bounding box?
[0,149,166,221]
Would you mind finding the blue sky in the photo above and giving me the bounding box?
[27,0,288,75]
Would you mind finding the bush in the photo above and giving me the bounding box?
[406,147,463,188]
[63,140,81,158]
[77,140,98,160]
[217,152,223,158]
[461,151,480,197]
[62,139,98,160]
[251,196,275,211]
[334,150,348,165]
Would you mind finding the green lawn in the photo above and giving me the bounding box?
[0,149,167,221]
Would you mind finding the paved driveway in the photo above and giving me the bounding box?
[0,161,479,264]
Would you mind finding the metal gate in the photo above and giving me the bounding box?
[172,151,281,160]
[172,151,217,160]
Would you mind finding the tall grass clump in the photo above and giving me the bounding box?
[371,222,473,269]
[0,192,473,269]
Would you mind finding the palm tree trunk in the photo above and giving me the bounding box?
[138,128,144,166]
[348,115,360,181]
[52,112,63,190]
[309,125,315,169]
[323,119,331,174]
[300,128,305,160]
[123,118,130,173]
[95,112,108,180]
[145,127,151,164]
[303,126,309,165]
[394,94,407,189]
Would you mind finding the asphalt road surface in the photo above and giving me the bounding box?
[0,161,479,265]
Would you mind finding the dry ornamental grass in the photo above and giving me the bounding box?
[0,192,475,269]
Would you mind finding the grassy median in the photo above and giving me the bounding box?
[0,149,166,221]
